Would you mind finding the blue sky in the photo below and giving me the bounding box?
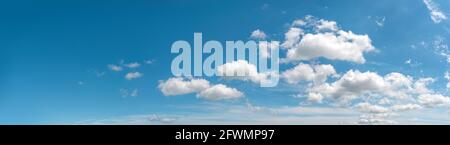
[1,0,450,124]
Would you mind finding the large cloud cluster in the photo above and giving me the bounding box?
[282,16,376,63]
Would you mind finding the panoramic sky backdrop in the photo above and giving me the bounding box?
[1,0,450,124]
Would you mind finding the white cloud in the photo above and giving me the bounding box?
[282,63,336,85]
[125,72,143,80]
[217,60,278,84]
[418,94,450,107]
[158,77,244,101]
[285,31,375,63]
[307,92,324,103]
[282,16,375,63]
[197,84,244,100]
[413,78,435,94]
[281,27,303,49]
[125,62,141,68]
[316,19,338,32]
[309,70,385,102]
[358,113,396,125]
[250,29,267,39]
[355,102,390,114]
[108,64,123,71]
[391,104,422,112]
[423,0,447,23]
[259,41,279,58]
[308,70,433,103]
[445,71,450,89]
[158,77,210,96]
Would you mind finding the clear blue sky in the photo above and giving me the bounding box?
[1,0,450,124]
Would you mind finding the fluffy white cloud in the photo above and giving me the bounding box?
[418,94,450,107]
[108,64,123,71]
[217,60,278,84]
[197,84,244,100]
[285,31,375,63]
[308,70,433,103]
[158,77,210,96]
[423,0,447,23]
[250,29,267,39]
[282,28,303,49]
[309,70,385,102]
[158,77,244,101]
[282,63,336,85]
[125,72,143,80]
[413,78,435,94]
[282,16,375,63]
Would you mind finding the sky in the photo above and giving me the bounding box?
[1,0,450,124]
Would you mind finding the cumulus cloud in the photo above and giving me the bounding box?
[158,77,244,101]
[125,72,143,80]
[282,27,303,49]
[308,70,434,103]
[423,0,447,23]
[158,77,210,96]
[418,94,450,107]
[282,63,336,85]
[217,60,278,84]
[250,29,267,39]
[282,16,375,63]
[108,64,123,71]
[197,84,244,100]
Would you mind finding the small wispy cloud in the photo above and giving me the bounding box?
[120,88,138,97]
[108,64,123,71]
[423,0,447,23]
[375,16,385,27]
[144,59,154,64]
[124,62,141,68]
[125,72,143,80]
